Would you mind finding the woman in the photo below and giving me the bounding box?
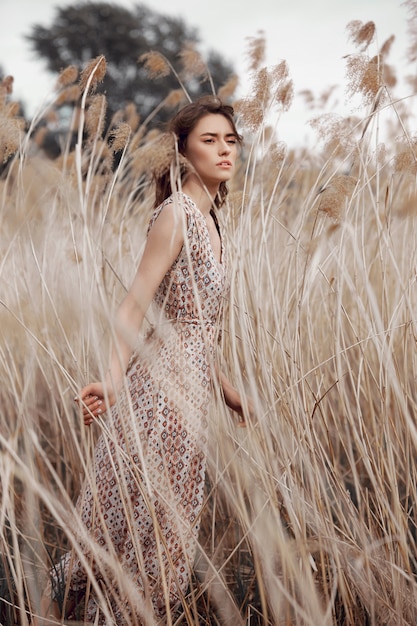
[38,96,246,625]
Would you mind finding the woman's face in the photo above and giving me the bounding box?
[184,113,238,190]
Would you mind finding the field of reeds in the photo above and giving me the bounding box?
[2,11,417,626]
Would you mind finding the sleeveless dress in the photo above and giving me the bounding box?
[51,193,227,624]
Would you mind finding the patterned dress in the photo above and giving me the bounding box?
[51,193,227,624]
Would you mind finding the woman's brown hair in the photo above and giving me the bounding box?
[153,95,242,209]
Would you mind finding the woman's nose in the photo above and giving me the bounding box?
[219,141,231,154]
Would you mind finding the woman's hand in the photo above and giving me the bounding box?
[75,381,117,426]
[219,372,253,427]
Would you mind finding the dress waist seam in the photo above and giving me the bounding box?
[172,318,215,326]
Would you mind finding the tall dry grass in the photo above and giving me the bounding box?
[1,14,417,625]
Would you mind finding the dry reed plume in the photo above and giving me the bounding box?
[2,17,417,626]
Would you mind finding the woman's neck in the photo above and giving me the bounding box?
[181,178,218,216]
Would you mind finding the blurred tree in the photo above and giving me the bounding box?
[26,2,234,124]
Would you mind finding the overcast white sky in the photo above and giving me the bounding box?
[0,0,412,146]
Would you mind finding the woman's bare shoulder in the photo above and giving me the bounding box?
[149,193,197,234]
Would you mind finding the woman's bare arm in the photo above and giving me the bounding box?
[79,204,185,424]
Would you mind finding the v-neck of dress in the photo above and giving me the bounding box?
[181,193,224,267]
